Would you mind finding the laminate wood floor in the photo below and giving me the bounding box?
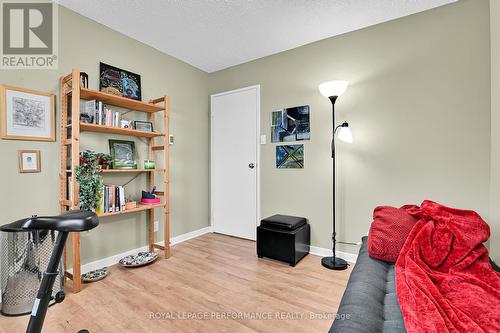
[0,233,352,333]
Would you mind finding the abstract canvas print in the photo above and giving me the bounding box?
[99,62,142,101]
[271,105,310,142]
[276,144,304,169]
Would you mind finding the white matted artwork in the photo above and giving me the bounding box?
[18,150,41,173]
[0,86,55,141]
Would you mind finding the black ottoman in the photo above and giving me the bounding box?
[257,214,310,266]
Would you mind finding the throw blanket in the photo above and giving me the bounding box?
[395,200,500,332]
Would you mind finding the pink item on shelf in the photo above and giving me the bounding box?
[140,198,161,205]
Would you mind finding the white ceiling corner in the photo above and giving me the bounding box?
[57,0,457,73]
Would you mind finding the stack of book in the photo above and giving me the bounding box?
[83,99,121,127]
[98,184,126,214]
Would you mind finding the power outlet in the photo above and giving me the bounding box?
[154,220,159,233]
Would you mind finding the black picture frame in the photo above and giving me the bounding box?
[99,62,142,101]
[133,120,153,132]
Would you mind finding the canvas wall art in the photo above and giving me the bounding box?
[99,62,142,101]
[0,86,55,141]
[271,105,310,142]
[276,144,304,169]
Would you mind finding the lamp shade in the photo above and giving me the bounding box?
[318,80,348,98]
[338,126,353,143]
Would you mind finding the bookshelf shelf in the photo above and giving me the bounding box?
[80,87,164,113]
[98,203,165,217]
[80,123,164,138]
[99,168,165,173]
[59,69,170,294]
[65,168,165,173]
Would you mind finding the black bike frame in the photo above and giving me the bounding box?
[26,231,68,333]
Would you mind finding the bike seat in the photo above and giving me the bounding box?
[0,210,99,233]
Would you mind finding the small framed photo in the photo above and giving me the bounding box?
[18,150,41,173]
[1,85,55,141]
[133,121,153,132]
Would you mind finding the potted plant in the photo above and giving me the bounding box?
[95,152,113,169]
[75,150,103,211]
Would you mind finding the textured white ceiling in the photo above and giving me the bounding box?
[57,0,456,73]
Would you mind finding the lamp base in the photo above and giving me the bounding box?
[321,256,349,270]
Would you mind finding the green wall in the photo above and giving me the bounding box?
[490,0,500,261]
[209,0,493,256]
[0,6,210,266]
[1,0,497,264]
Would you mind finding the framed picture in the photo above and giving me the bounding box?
[0,85,55,141]
[120,119,132,129]
[276,144,304,169]
[109,139,137,169]
[271,105,310,142]
[133,121,153,132]
[99,62,142,101]
[18,150,41,173]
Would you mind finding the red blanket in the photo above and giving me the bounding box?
[395,200,500,332]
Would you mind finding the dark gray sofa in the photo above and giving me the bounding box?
[329,236,406,332]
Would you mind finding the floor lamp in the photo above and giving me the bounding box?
[318,80,352,270]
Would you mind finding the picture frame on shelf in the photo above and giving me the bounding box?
[0,85,55,141]
[109,139,137,169]
[99,62,142,101]
[133,120,153,132]
[18,150,41,173]
[120,119,132,129]
[80,72,89,88]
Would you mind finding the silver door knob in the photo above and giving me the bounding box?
[249,163,255,169]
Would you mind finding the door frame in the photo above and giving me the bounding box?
[210,85,261,240]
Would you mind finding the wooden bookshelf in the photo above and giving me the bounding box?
[80,123,164,138]
[80,87,164,113]
[59,69,171,293]
[97,203,165,217]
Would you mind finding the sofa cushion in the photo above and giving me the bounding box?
[330,237,406,333]
[367,206,418,263]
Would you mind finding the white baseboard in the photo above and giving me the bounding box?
[68,227,357,274]
[171,226,213,246]
[309,245,358,263]
[68,226,213,275]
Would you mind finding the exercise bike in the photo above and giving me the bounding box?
[0,210,99,333]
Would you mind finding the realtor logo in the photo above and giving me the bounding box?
[1,0,58,69]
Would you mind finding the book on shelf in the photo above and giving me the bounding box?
[82,99,121,127]
[98,101,103,125]
[99,184,126,213]
[119,186,126,211]
[109,184,115,212]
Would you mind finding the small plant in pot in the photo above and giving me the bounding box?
[96,152,113,169]
[76,150,104,211]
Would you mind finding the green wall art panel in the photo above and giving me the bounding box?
[276,144,304,169]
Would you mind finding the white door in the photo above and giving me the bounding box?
[211,85,260,240]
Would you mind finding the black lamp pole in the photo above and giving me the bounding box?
[321,95,349,270]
